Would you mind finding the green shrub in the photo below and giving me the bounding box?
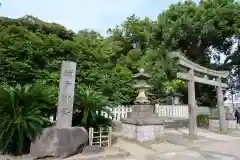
[0,84,54,155]
[197,114,209,127]
[72,86,113,129]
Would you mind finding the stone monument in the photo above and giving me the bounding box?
[56,61,76,128]
[30,61,88,158]
[121,68,164,142]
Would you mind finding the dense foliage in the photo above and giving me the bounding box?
[0,84,54,155]
[0,0,239,155]
[0,16,137,104]
[73,86,113,129]
[1,0,239,106]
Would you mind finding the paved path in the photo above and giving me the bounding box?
[112,128,240,160]
[112,138,155,160]
[8,129,238,160]
[178,128,240,141]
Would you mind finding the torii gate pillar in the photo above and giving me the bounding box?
[217,77,227,132]
[188,69,197,137]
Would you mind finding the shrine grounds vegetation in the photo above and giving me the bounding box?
[0,0,239,155]
[0,84,53,155]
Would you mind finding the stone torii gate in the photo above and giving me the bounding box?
[169,52,229,136]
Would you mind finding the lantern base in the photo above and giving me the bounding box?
[121,117,164,143]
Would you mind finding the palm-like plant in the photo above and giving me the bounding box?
[72,86,113,129]
[0,84,54,155]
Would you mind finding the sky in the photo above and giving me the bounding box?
[0,0,195,35]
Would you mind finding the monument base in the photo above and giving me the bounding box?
[30,126,88,158]
[121,118,164,143]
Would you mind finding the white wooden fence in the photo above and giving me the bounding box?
[101,104,189,121]
[155,104,189,117]
[50,104,213,123]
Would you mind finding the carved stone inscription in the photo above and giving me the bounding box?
[64,69,74,78]
[56,61,76,128]
[61,94,71,105]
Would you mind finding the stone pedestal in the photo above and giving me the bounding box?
[121,105,164,143]
[122,122,164,143]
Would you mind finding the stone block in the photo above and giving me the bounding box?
[30,126,88,158]
[121,123,164,142]
[136,125,155,142]
[209,119,219,129]
[122,123,136,139]
[229,120,237,129]
[131,104,153,112]
[121,117,163,125]
[209,119,237,130]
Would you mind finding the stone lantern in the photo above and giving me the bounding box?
[121,68,164,143]
[169,92,183,105]
[133,68,151,105]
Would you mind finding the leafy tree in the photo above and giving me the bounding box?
[107,15,176,102]
[0,84,54,155]
[0,16,134,105]
[0,0,239,121]
[155,0,240,105]
[158,0,240,63]
[0,16,75,40]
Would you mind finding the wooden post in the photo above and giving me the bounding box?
[216,77,227,132]
[108,127,112,146]
[188,69,197,137]
[99,127,102,147]
[89,128,93,146]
